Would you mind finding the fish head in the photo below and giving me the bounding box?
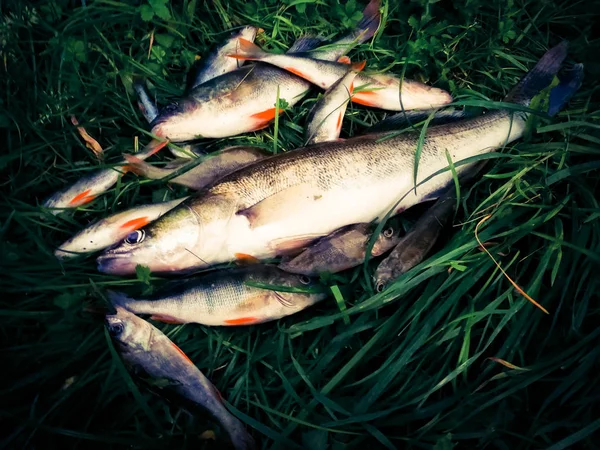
[262,267,328,308]
[96,204,204,275]
[372,221,403,256]
[105,305,154,356]
[150,100,203,142]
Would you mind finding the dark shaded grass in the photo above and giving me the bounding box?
[1,0,600,448]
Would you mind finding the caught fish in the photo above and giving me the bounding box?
[228,39,452,111]
[42,139,169,215]
[105,306,255,450]
[186,26,260,90]
[108,265,327,326]
[373,186,457,292]
[97,43,574,275]
[123,146,270,190]
[279,222,401,276]
[55,197,187,259]
[133,80,204,159]
[148,1,381,141]
[305,61,365,145]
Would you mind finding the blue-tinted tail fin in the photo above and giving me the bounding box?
[548,63,584,116]
[287,35,325,54]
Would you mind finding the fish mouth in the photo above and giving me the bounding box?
[97,253,136,275]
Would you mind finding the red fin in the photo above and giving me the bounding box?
[249,108,283,130]
[151,314,184,324]
[228,37,262,60]
[170,341,194,365]
[338,56,351,64]
[336,112,343,131]
[119,216,150,231]
[234,253,260,265]
[285,66,309,79]
[352,60,367,72]
[350,82,355,94]
[224,317,260,325]
[144,139,169,157]
[69,189,94,206]
[352,91,379,107]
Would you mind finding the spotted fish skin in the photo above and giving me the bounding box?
[108,265,326,326]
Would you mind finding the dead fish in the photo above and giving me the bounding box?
[105,306,255,450]
[227,39,452,111]
[278,221,401,276]
[108,265,327,326]
[305,61,365,145]
[133,80,204,159]
[55,197,187,259]
[123,146,270,190]
[42,139,168,215]
[186,25,259,90]
[148,1,381,141]
[97,43,574,275]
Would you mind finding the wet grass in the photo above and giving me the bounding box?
[2,0,600,449]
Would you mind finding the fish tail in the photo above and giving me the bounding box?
[504,41,570,106]
[287,35,325,53]
[132,78,159,124]
[123,153,151,176]
[548,63,584,116]
[228,38,267,61]
[353,0,382,44]
[106,290,134,311]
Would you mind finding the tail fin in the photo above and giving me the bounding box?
[505,41,569,105]
[287,35,325,54]
[106,290,134,311]
[132,78,159,123]
[228,38,268,61]
[548,63,584,116]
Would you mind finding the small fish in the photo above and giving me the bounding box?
[373,186,457,292]
[133,80,204,159]
[305,61,365,145]
[108,265,327,326]
[105,306,255,450]
[123,146,270,190]
[148,1,381,142]
[228,39,453,111]
[186,26,259,90]
[279,222,401,276]
[42,139,168,215]
[97,44,574,276]
[55,197,187,259]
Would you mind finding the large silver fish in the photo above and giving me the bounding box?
[108,265,327,326]
[105,306,255,449]
[97,43,573,275]
[147,1,381,141]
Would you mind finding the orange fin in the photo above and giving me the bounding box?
[144,139,169,157]
[285,66,309,79]
[224,317,260,325]
[352,60,367,72]
[228,37,264,61]
[338,56,351,64]
[150,314,184,324]
[170,341,194,365]
[69,189,94,206]
[249,107,283,130]
[350,82,355,94]
[336,112,343,131]
[352,91,379,107]
[234,253,261,265]
[119,216,150,231]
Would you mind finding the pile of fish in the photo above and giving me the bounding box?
[41,1,583,446]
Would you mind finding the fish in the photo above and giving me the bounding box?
[105,306,255,450]
[123,146,270,190]
[147,1,381,142]
[108,265,327,326]
[305,61,365,145]
[55,197,188,259]
[133,80,204,159]
[227,39,453,111]
[42,139,168,215]
[278,221,402,276]
[186,26,259,90]
[96,42,575,275]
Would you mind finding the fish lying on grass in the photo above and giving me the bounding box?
[228,39,453,111]
[42,139,168,215]
[278,221,402,276]
[147,1,381,141]
[186,26,260,90]
[105,306,255,449]
[133,80,204,159]
[55,197,188,259]
[123,146,270,190]
[108,265,327,326]
[97,42,576,276]
[305,61,365,145]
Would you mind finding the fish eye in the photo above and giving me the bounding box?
[383,227,394,238]
[125,230,145,245]
[164,102,179,113]
[375,281,386,293]
[108,321,124,337]
[298,275,311,285]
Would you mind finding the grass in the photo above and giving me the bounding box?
[1,0,600,448]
